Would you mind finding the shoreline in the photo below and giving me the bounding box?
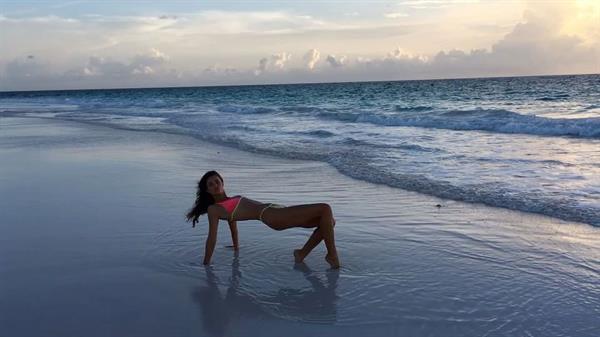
[7,112,599,228]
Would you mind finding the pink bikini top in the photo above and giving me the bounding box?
[216,195,242,219]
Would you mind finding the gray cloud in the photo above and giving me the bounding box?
[254,52,292,75]
[83,56,130,77]
[255,57,269,75]
[326,54,347,68]
[1,49,181,91]
[4,57,49,81]
[203,64,238,76]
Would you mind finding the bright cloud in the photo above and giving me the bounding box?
[303,49,321,70]
[384,12,408,19]
[82,48,169,77]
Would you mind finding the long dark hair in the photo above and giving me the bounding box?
[186,170,223,226]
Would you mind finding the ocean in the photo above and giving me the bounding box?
[1,74,599,226]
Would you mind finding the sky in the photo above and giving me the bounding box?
[0,0,598,91]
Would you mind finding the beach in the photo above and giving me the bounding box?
[1,116,598,337]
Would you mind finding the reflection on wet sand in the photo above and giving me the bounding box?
[191,252,339,336]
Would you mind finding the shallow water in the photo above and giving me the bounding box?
[1,118,598,337]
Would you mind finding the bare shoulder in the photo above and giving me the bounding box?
[207,204,227,219]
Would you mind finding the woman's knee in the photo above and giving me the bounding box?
[317,203,336,229]
[318,203,333,217]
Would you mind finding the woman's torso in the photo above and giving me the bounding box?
[215,196,268,221]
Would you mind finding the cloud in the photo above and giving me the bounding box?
[158,15,178,20]
[326,54,347,68]
[268,5,598,84]
[130,48,169,74]
[386,47,428,62]
[3,56,50,81]
[189,10,328,35]
[254,52,292,75]
[0,15,79,24]
[384,12,408,19]
[82,56,129,77]
[255,57,269,75]
[81,48,169,77]
[203,64,238,76]
[271,52,291,69]
[303,49,320,70]
[0,48,182,91]
[1,2,598,91]
[399,0,478,10]
[338,8,599,81]
[316,3,598,81]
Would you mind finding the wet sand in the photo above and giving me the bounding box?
[1,117,598,337]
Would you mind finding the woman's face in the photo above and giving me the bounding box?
[206,175,224,196]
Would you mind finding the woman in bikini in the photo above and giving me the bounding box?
[186,170,340,269]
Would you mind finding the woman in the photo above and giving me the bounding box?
[186,171,340,269]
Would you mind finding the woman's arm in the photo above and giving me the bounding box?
[227,220,239,250]
[203,206,220,265]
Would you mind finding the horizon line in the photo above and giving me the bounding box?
[1,72,598,94]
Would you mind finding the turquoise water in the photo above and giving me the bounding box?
[1,74,599,225]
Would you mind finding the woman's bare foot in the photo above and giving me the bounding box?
[294,249,305,263]
[325,254,340,269]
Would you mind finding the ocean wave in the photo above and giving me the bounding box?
[394,105,434,112]
[451,154,576,167]
[212,103,600,139]
[317,108,600,138]
[305,130,336,138]
[342,137,441,153]
[580,104,600,112]
[216,105,276,114]
[328,154,600,227]
[280,105,325,114]
[236,127,337,139]
[537,93,570,101]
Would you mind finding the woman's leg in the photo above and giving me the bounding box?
[263,203,340,268]
[295,218,336,263]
